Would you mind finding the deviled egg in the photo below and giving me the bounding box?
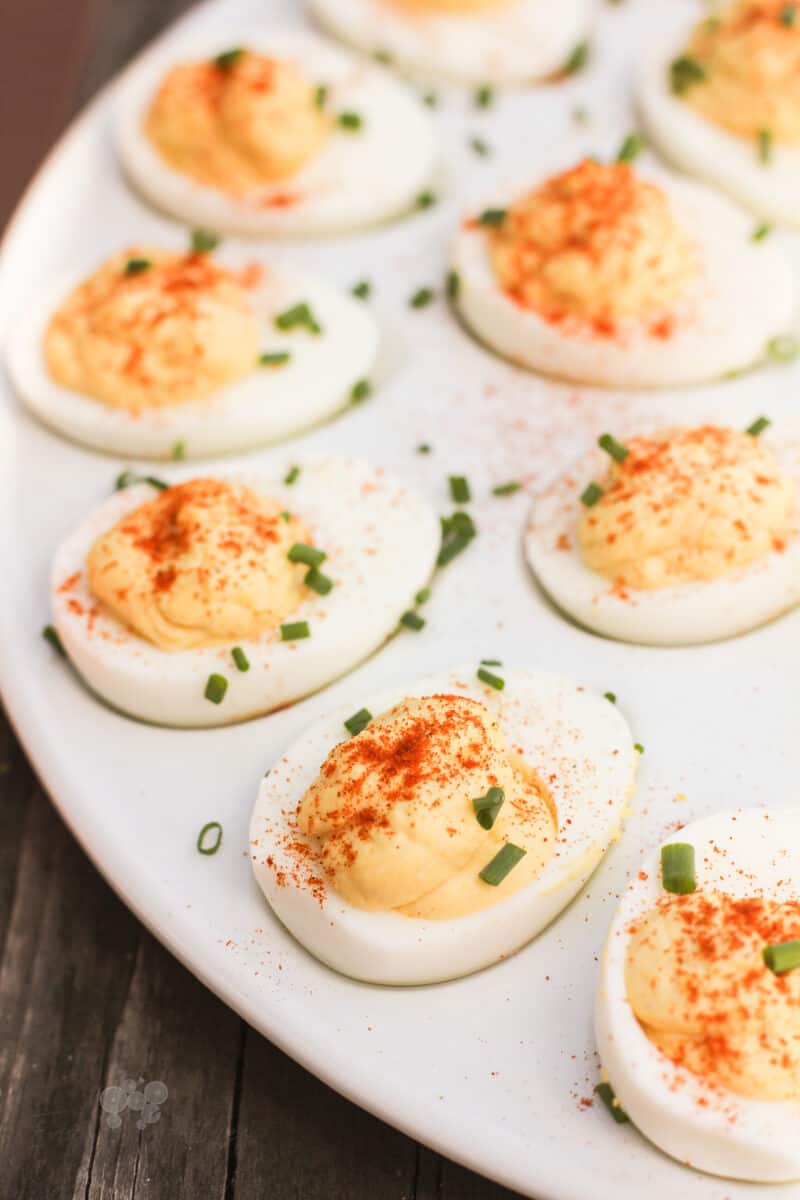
[638,1,800,225]
[7,240,377,458]
[115,30,437,236]
[596,807,800,1182]
[308,0,590,86]
[525,420,800,645]
[450,158,796,386]
[250,666,637,984]
[50,458,439,726]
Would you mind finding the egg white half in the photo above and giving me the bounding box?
[524,428,800,646]
[307,0,590,86]
[115,29,437,236]
[50,458,439,727]
[7,257,378,459]
[596,807,800,1183]
[451,168,797,387]
[638,32,800,227]
[250,667,637,985]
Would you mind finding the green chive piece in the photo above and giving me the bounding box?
[563,40,589,75]
[124,258,151,276]
[479,843,526,886]
[449,475,471,504]
[351,378,372,403]
[492,481,521,496]
[477,208,507,228]
[446,270,461,302]
[472,786,505,831]
[374,47,393,64]
[172,440,186,461]
[594,1083,629,1124]
[275,302,322,335]
[42,625,64,656]
[634,742,644,754]
[304,567,333,595]
[758,127,773,164]
[474,84,494,108]
[231,646,249,672]
[214,48,243,70]
[314,83,328,109]
[763,939,800,974]
[478,666,505,691]
[417,442,433,455]
[617,132,645,163]
[284,465,301,486]
[281,621,310,642]
[280,511,291,522]
[260,351,291,367]
[438,510,477,566]
[410,287,434,309]
[598,433,629,463]
[197,821,223,855]
[352,279,371,300]
[415,587,431,605]
[661,843,697,895]
[469,135,491,157]
[780,3,797,25]
[416,190,437,210]
[746,415,771,437]
[345,707,373,736]
[480,658,502,666]
[669,55,706,94]
[581,481,604,507]
[400,610,425,631]
[114,471,168,491]
[751,222,772,242]
[422,90,438,108]
[338,111,363,131]
[604,692,616,704]
[767,333,799,362]
[191,228,219,253]
[288,543,326,568]
[204,674,228,704]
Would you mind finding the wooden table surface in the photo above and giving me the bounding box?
[0,3,522,1197]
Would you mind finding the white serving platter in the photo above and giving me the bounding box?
[2,2,800,1197]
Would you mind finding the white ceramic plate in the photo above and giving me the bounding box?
[3,2,800,1198]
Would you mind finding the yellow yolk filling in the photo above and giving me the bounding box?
[579,425,794,589]
[678,2,800,144]
[488,161,697,334]
[44,248,260,412]
[145,51,330,193]
[626,890,800,1102]
[296,694,557,920]
[87,479,310,651]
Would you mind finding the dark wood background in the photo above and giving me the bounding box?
[0,2,522,1197]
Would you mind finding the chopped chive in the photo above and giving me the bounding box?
[345,707,373,736]
[617,132,645,163]
[446,270,460,302]
[581,481,604,507]
[374,47,393,64]
[260,351,291,367]
[598,433,629,463]
[415,587,431,605]
[669,55,706,94]
[478,666,505,691]
[780,3,797,25]
[304,567,333,595]
[417,442,433,455]
[449,475,471,504]
[400,610,426,631]
[758,128,773,164]
[280,510,291,522]
[204,674,228,704]
[746,415,771,437]
[477,208,507,228]
[492,481,521,496]
[191,228,220,253]
[314,83,328,109]
[422,90,438,108]
[288,543,326,568]
[214,48,243,70]
[479,843,526,886]
[197,821,223,855]
[472,786,505,831]
[410,287,434,309]
[767,333,799,362]
[351,378,372,403]
[594,1083,629,1124]
[751,222,772,242]
[42,624,64,656]
[231,646,249,672]
[283,466,301,486]
[416,190,437,210]
[634,742,644,754]
[469,135,490,157]
[172,440,186,461]
[275,302,322,335]
[114,470,168,491]
[124,258,151,276]
[438,510,477,566]
[474,84,494,108]
[352,279,371,300]
[661,843,697,895]
[763,939,800,974]
[338,111,363,131]
[604,692,616,703]
[281,621,310,641]
[480,658,502,666]
[563,40,589,74]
